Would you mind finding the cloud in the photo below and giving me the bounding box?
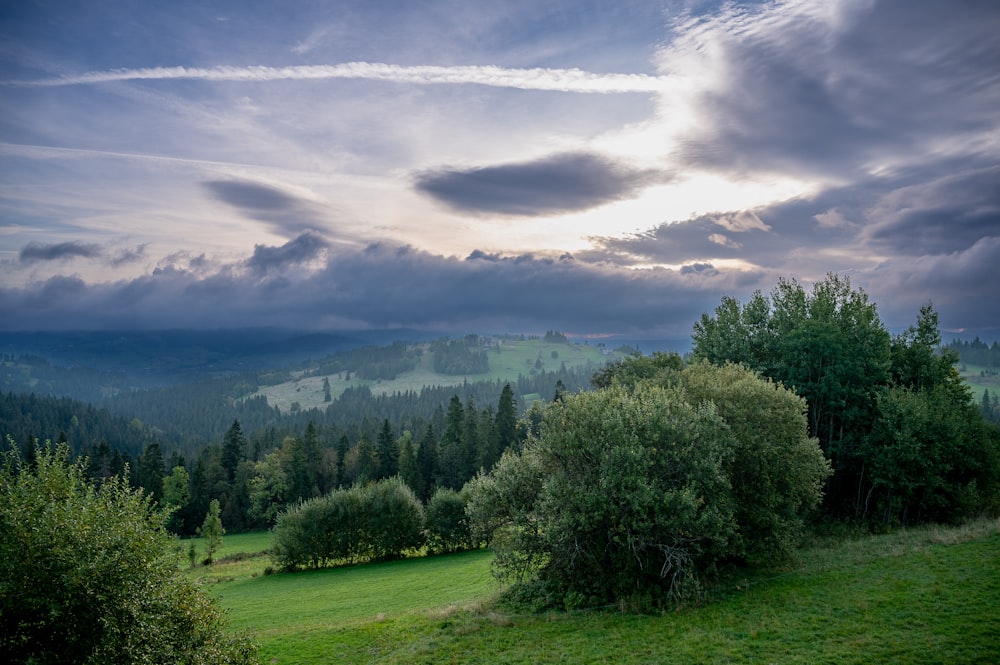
[245,232,330,274]
[414,152,667,215]
[0,240,756,336]
[662,0,1000,179]
[5,62,670,94]
[861,165,1000,255]
[19,241,103,263]
[203,179,329,237]
[109,244,148,267]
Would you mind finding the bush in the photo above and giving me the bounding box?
[425,487,473,553]
[360,477,425,560]
[271,477,424,571]
[0,441,258,664]
[467,365,830,609]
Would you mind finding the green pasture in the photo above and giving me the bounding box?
[203,520,999,664]
[253,338,621,412]
[958,362,1000,402]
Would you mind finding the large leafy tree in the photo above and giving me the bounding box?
[692,274,890,513]
[0,441,257,664]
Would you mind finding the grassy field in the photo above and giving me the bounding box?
[197,520,1000,664]
[958,363,1000,402]
[253,338,623,413]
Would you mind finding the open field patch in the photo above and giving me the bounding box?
[251,338,624,413]
[206,520,1000,664]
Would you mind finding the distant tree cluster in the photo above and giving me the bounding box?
[431,335,490,375]
[946,337,1000,368]
[306,341,422,381]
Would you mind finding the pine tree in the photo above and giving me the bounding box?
[355,434,378,485]
[437,396,467,490]
[137,442,165,503]
[415,424,437,501]
[376,419,398,479]
[335,434,349,488]
[397,431,422,497]
[220,419,246,483]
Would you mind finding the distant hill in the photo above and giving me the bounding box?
[251,334,633,413]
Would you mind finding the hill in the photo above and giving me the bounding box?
[250,335,629,413]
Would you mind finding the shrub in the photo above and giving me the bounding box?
[468,365,830,609]
[272,477,424,570]
[361,477,425,560]
[0,441,258,664]
[425,487,473,553]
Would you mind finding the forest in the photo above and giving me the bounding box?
[2,278,999,543]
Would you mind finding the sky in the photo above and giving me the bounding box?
[1,0,998,340]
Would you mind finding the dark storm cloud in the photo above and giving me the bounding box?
[413,151,667,216]
[0,241,759,336]
[245,232,330,274]
[671,0,1000,179]
[203,179,330,237]
[19,241,102,263]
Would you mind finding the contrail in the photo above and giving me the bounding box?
[2,62,669,94]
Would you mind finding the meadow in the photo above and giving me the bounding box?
[185,519,1000,664]
[958,362,1000,403]
[253,337,621,412]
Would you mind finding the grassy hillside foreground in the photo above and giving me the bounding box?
[186,519,1000,664]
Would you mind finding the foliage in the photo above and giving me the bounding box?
[674,362,832,562]
[431,336,490,375]
[360,477,425,560]
[691,279,1000,524]
[468,363,830,608]
[425,487,473,554]
[198,498,225,563]
[271,478,425,571]
[0,440,258,664]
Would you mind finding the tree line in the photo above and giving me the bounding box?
[691,274,999,524]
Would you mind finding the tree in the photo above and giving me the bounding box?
[221,419,246,483]
[692,274,890,514]
[397,431,422,497]
[415,425,437,501]
[198,498,225,563]
[375,418,398,479]
[437,396,468,490]
[354,434,378,485]
[138,441,165,504]
[425,487,473,554]
[360,477,425,561]
[162,464,191,533]
[334,434,349,488]
[248,450,288,526]
[0,441,257,664]
[489,383,519,468]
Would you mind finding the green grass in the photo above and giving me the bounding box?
[958,363,1000,402]
[208,520,1000,664]
[253,338,622,413]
